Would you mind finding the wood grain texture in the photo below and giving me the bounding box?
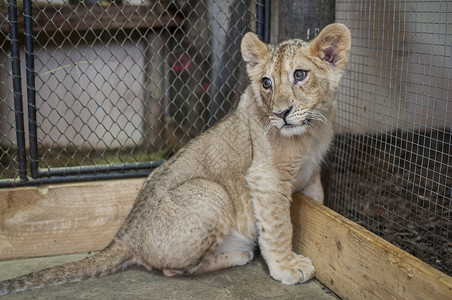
[0,178,144,260]
[291,193,452,300]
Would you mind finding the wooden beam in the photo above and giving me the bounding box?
[0,179,144,260]
[0,4,182,36]
[291,193,452,300]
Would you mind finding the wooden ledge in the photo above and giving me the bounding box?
[0,179,451,299]
[0,4,182,36]
[291,193,452,300]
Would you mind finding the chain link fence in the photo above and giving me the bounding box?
[0,0,264,186]
[328,0,451,276]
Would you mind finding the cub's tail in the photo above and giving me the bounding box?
[0,241,132,295]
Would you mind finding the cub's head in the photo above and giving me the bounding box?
[241,23,351,137]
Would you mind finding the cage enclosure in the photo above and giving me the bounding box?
[0,0,451,299]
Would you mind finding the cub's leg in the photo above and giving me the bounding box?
[301,169,324,204]
[163,251,253,277]
[247,166,315,285]
[135,179,234,274]
[163,230,255,276]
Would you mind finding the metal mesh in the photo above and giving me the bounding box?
[0,8,17,180]
[329,0,451,275]
[0,0,255,184]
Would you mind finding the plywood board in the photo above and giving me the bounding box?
[291,193,452,300]
[0,179,144,260]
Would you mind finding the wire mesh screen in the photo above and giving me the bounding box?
[0,0,257,185]
[329,0,451,275]
[0,9,17,180]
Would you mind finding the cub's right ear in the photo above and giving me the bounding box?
[241,32,269,73]
[309,23,351,70]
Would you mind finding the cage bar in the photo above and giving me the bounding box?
[23,0,38,179]
[7,0,27,181]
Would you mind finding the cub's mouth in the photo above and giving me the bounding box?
[301,117,312,125]
[266,111,324,137]
[280,115,312,128]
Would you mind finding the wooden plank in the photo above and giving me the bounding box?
[0,4,182,36]
[291,193,452,300]
[0,178,144,260]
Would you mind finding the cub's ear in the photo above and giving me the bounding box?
[309,23,351,70]
[241,32,269,72]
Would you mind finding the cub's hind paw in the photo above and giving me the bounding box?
[162,269,184,277]
[269,255,315,285]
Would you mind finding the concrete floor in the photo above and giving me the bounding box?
[0,253,338,299]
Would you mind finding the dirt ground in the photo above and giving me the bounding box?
[326,128,451,276]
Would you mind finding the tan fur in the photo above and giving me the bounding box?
[0,23,351,294]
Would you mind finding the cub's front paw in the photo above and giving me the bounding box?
[269,254,315,285]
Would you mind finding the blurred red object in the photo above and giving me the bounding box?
[172,54,192,73]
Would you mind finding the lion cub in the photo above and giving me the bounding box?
[0,23,350,295]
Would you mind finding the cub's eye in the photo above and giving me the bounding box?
[294,69,308,82]
[262,77,272,89]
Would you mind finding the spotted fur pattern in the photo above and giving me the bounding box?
[0,23,351,295]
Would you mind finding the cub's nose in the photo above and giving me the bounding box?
[273,106,293,119]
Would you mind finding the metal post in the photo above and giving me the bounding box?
[23,0,39,178]
[8,0,27,182]
[256,0,271,43]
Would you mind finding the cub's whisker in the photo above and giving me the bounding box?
[309,111,327,124]
[264,122,274,137]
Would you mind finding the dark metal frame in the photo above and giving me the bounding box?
[256,0,271,43]
[2,0,271,188]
